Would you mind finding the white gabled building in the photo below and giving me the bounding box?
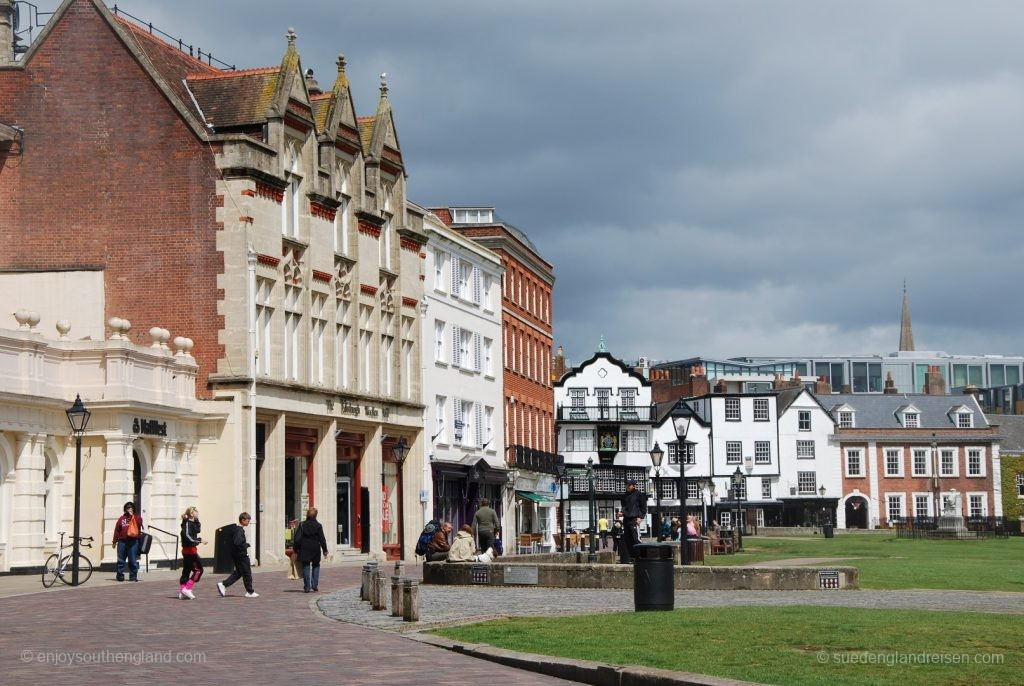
[420,211,509,537]
[555,349,655,536]
[651,386,840,532]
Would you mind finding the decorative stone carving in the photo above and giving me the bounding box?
[108,317,132,340]
[55,320,71,339]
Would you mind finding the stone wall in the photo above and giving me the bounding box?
[424,561,859,591]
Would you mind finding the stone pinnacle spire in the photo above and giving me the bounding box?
[899,282,915,352]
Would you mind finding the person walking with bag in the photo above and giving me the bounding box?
[178,506,205,599]
[293,507,329,593]
[216,512,258,598]
[112,501,143,582]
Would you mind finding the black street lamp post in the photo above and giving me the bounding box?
[672,414,692,566]
[649,443,664,542]
[731,466,745,552]
[65,394,91,587]
[556,456,567,552]
[586,457,597,562]
[392,437,409,560]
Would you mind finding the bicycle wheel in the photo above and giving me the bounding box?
[41,553,60,588]
[59,554,93,586]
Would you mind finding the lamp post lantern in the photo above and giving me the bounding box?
[556,457,567,552]
[731,466,745,552]
[65,394,90,587]
[586,457,597,562]
[649,442,664,542]
[392,437,409,560]
[818,484,827,527]
[672,414,692,565]
[930,439,940,520]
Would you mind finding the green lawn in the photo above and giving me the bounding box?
[705,535,1024,591]
[433,606,1024,686]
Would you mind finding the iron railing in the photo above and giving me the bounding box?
[111,5,235,70]
[892,515,1008,539]
[556,405,656,422]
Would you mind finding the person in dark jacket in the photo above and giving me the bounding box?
[426,521,453,562]
[111,501,144,582]
[217,512,258,598]
[293,507,329,593]
[619,480,647,563]
[472,498,500,554]
[178,506,205,599]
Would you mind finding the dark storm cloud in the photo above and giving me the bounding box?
[62,0,1024,363]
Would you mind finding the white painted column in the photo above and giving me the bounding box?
[366,425,384,559]
[865,441,879,529]
[10,433,45,565]
[102,435,134,565]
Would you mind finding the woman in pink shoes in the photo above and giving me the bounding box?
[178,506,205,599]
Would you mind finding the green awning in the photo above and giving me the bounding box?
[516,491,554,504]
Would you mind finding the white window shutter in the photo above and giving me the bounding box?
[473,332,482,372]
[451,255,461,297]
[472,266,482,304]
[475,403,484,447]
[451,325,461,367]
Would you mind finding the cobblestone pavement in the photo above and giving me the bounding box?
[0,563,579,685]
[319,584,1024,633]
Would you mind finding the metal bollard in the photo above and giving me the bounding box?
[372,572,388,611]
[391,576,403,617]
[402,578,419,622]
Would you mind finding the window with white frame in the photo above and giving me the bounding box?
[733,478,747,499]
[458,261,472,300]
[668,442,695,464]
[957,412,973,429]
[433,250,446,292]
[620,388,636,409]
[434,396,447,443]
[284,175,300,238]
[620,429,649,452]
[796,440,815,459]
[452,208,494,223]
[912,449,929,476]
[482,274,493,312]
[754,441,771,464]
[460,399,475,448]
[846,448,863,477]
[914,494,930,519]
[797,471,816,494]
[904,412,919,428]
[283,283,302,381]
[838,411,854,428]
[255,276,274,375]
[940,449,957,477]
[336,299,351,388]
[968,493,985,517]
[720,511,732,528]
[798,410,811,431]
[484,338,493,375]
[1017,473,1024,497]
[753,398,769,422]
[484,406,494,449]
[725,397,741,421]
[359,305,373,392]
[884,448,902,477]
[380,313,394,396]
[310,292,327,385]
[434,320,445,363]
[569,388,585,409]
[967,449,983,476]
[687,482,699,500]
[379,214,392,270]
[761,478,771,499]
[726,441,742,464]
[887,494,904,522]
[566,429,594,451]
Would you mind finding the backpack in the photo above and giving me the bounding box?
[415,520,441,557]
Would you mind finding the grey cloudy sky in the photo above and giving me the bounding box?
[45,1,1024,364]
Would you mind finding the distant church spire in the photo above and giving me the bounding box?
[899,282,915,352]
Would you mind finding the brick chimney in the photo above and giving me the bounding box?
[883,371,899,395]
[690,366,710,396]
[924,365,947,395]
[0,0,15,66]
[814,375,832,395]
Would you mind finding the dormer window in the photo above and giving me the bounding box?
[452,208,494,224]
[904,412,919,428]
[957,412,973,429]
[837,410,854,428]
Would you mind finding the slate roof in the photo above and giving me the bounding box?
[186,68,280,128]
[986,414,1024,452]
[827,394,989,429]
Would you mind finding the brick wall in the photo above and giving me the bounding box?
[0,1,224,397]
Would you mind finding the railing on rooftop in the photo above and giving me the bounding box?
[556,405,656,423]
[111,5,235,71]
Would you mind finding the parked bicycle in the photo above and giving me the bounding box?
[41,531,94,587]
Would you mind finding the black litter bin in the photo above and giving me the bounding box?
[823,524,834,539]
[633,543,675,611]
[213,524,237,574]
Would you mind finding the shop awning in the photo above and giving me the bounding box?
[516,491,557,506]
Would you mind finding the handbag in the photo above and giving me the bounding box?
[138,531,153,555]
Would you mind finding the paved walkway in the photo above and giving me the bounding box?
[0,563,579,685]
[320,585,1024,633]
